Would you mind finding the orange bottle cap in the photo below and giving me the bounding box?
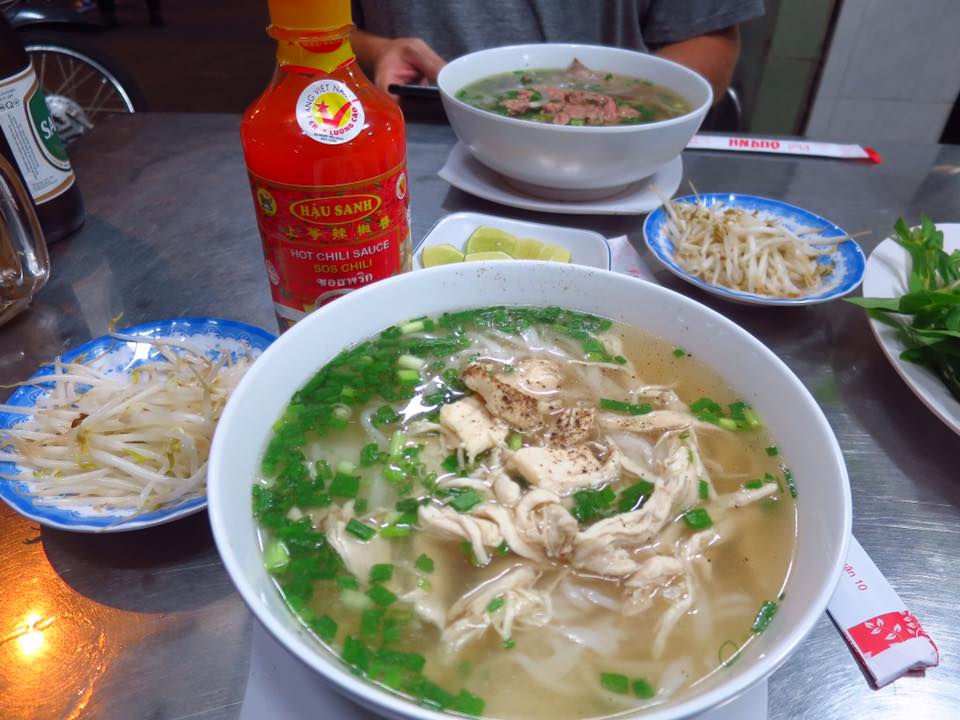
[267,0,352,31]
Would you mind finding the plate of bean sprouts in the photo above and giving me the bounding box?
[0,317,275,532]
[644,193,865,306]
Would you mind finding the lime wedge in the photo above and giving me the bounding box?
[465,226,519,255]
[512,237,546,259]
[422,244,465,267]
[464,251,514,262]
[537,243,572,263]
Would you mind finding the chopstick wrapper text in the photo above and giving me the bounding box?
[687,134,881,163]
[827,536,939,687]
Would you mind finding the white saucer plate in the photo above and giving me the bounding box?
[438,142,683,215]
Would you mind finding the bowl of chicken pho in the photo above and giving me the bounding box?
[208,262,850,720]
[437,44,712,199]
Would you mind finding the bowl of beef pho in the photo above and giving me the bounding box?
[437,44,712,199]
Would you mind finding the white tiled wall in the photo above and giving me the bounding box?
[805,0,960,143]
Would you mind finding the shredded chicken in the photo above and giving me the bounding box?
[439,396,509,461]
[514,489,579,561]
[508,443,621,496]
[442,566,552,654]
[418,503,502,566]
[598,410,694,435]
[547,406,597,445]
[326,518,392,583]
[461,360,561,431]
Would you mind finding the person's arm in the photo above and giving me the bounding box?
[653,25,740,103]
[351,29,446,95]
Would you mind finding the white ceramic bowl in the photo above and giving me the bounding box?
[437,44,712,197]
[209,263,850,720]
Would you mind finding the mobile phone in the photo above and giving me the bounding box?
[387,84,441,99]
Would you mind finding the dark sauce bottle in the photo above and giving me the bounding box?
[0,14,84,243]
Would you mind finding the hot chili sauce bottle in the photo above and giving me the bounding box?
[241,0,411,330]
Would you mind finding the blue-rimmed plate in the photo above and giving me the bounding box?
[0,317,275,532]
[643,194,865,306]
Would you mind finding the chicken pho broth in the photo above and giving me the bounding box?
[254,307,796,719]
[456,60,692,126]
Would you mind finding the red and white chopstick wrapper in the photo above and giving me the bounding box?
[687,134,881,163]
[827,536,939,687]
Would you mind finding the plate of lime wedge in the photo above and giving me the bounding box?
[414,212,611,270]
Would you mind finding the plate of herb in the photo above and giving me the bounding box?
[850,218,960,435]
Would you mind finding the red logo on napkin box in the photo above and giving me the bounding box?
[847,611,936,658]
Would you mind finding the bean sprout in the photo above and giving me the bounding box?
[661,194,848,298]
[0,336,252,516]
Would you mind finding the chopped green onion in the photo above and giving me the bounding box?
[441,454,459,473]
[336,575,359,591]
[784,467,797,497]
[346,518,377,541]
[673,347,687,358]
[450,490,483,513]
[332,404,351,420]
[600,398,653,415]
[367,584,398,608]
[698,479,709,500]
[380,525,412,539]
[632,679,655,699]
[397,354,426,370]
[451,690,485,716]
[329,473,359,498]
[370,563,394,583]
[264,538,290,574]
[360,608,383,636]
[502,638,515,650]
[400,320,425,335]
[617,480,655,513]
[507,432,523,450]
[744,479,764,489]
[683,508,713,530]
[487,596,505,613]
[336,460,356,475]
[765,445,779,457]
[312,614,338,642]
[751,600,778,632]
[496,540,510,556]
[360,443,382,466]
[396,368,420,384]
[717,417,738,431]
[340,588,374,611]
[614,355,627,364]
[600,672,630,694]
[389,431,406,457]
[415,553,434,573]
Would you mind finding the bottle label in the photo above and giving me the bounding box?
[0,64,75,203]
[295,79,364,145]
[249,161,411,329]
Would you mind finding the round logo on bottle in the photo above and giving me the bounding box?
[296,80,364,145]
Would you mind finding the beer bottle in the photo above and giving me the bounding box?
[0,14,84,244]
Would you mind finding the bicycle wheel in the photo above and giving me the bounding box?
[22,38,144,141]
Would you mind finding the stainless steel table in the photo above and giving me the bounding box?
[1,114,957,720]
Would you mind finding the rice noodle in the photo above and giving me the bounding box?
[661,192,848,298]
[0,336,252,517]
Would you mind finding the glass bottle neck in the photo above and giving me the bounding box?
[270,25,355,74]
